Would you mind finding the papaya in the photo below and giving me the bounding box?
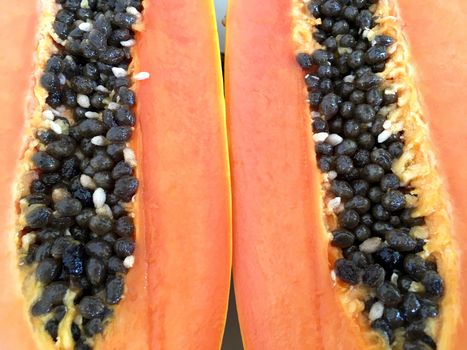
[226,0,467,349]
[0,0,231,349]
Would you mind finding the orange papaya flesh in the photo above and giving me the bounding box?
[226,0,466,349]
[226,1,325,348]
[0,1,231,350]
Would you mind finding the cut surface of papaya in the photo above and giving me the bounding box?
[0,0,231,349]
[226,0,467,349]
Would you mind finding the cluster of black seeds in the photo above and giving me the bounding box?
[21,0,143,349]
[297,1,444,349]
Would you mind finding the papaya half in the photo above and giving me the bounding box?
[226,0,467,349]
[0,0,231,349]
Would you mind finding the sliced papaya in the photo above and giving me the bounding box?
[0,0,231,349]
[226,0,467,349]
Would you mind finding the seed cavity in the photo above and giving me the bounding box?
[297,0,444,348]
[18,0,143,348]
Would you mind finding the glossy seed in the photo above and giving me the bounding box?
[53,305,67,322]
[114,175,139,201]
[419,299,439,319]
[42,282,68,306]
[85,239,113,259]
[26,206,52,229]
[115,216,135,237]
[295,52,312,69]
[355,72,381,91]
[320,0,342,17]
[405,322,436,348]
[112,161,133,179]
[33,152,60,172]
[374,247,403,272]
[71,323,81,341]
[355,104,375,122]
[331,180,354,199]
[34,242,52,262]
[75,208,94,228]
[89,215,113,235]
[381,190,406,212]
[106,275,124,304]
[45,319,59,340]
[106,256,124,274]
[115,108,136,126]
[372,319,394,344]
[331,229,355,248]
[335,258,360,285]
[384,307,404,329]
[335,139,358,156]
[55,198,82,217]
[362,164,385,183]
[320,93,340,119]
[422,271,444,297]
[345,195,371,214]
[78,119,106,137]
[380,174,400,191]
[46,137,76,159]
[338,209,360,229]
[36,258,61,284]
[62,244,85,276]
[403,254,427,281]
[50,236,75,258]
[84,318,103,337]
[113,12,137,28]
[354,225,371,242]
[78,296,107,319]
[36,228,61,242]
[86,257,106,286]
[114,238,135,258]
[356,9,373,28]
[402,292,421,320]
[31,298,53,316]
[365,45,389,65]
[385,230,417,252]
[375,35,395,47]
[388,141,404,158]
[376,282,402,307]
[362,264,385,288]
[370,148,392,170]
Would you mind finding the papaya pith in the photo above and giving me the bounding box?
[226,0,466,349]
[0,0,231,349]
[226,1,323,347]
[294,0,457,348]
